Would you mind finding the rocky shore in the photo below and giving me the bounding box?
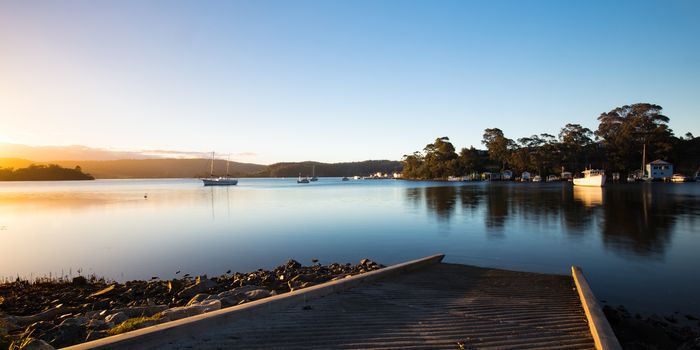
[0,258,383,349]
[604,305,700,349]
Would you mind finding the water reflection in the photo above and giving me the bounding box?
[573,186,604,207]
[411,183,700,257]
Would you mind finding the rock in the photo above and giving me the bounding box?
[23,339,55,350]
[161,299,221,322]
[89,284,117,298]
[186,293,211,306]
[72,276,88,285]
[112,305,167,318]
[60,316,89,327]
[285,259,301,270]
[176,276,218,299]
[50,323,86,348]
[244,289,273,301]
[219,285,262,298]
[104,312,128,325]
[168,279,183,294]
[85,330,109,342]
[678,337,700,350]
[92,299,110,310]
[24,321,55,339]
[86,319,110,331]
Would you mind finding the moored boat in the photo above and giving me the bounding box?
[532,175,542,182]
[671,174,689,183]
[297,173,310,183]
[342,177,349,181]
[202,152,238,186]
[573,169,606,187]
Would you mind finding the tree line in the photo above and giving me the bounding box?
[402,103,700,180]
[0,164,94,181]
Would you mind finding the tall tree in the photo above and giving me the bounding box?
[482,128,514,170]
[596,103,673,171]
[559,123,593,171]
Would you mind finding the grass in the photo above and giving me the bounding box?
[108,314,163,336]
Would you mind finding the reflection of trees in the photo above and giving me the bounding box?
[423,186,458,221]
[599,185,693,256]
[406,182,699,259]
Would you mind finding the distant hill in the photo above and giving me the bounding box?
[258,160,402,177]
[0,164,94,181]
[51,159,266,179]
[0,158,36,169]
[0,157,401,179]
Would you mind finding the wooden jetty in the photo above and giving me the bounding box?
[66,254,621,350]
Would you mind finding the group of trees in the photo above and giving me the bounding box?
[402,103,700,180]
[0,164,94,181]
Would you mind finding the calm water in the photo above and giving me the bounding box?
[1,178,699,315]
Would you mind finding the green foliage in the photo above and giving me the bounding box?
[108,314,162,336]
[402,103,697,179]
[596,103,674,171]
[0,164,94,181]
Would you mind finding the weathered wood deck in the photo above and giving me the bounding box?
[68,255,619,350]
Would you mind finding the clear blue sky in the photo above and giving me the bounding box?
[1,0,698,164]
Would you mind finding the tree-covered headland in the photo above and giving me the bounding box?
[0,164,95,181]
[402,103,700,180]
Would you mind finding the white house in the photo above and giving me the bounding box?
[502,170,513,180]
[646,159,673,180]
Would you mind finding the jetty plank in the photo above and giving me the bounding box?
[67,257,604,349]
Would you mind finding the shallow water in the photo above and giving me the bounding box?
[1,178,699,315]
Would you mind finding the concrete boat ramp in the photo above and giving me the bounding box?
[67,254,621,350]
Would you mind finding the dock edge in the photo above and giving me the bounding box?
[63,253,445,350]
[571,266,622,350]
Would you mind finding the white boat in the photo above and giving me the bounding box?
[297,173,309,184]
[671,174,689,183]
[573,169,606,187]
[353,176,361,180]
[546,175,559,182]
[202,152,238,186]
[532,175,542,182]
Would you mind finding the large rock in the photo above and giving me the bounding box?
[186,293,211,306]
[86,319,110,331]
[104,312,128,325]
[112,305,167,318]
[49,323,86,348]
[177,276,218,299]
[161,299,221,322]
[244,289,274,301]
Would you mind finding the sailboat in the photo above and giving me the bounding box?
[310,165,318,181]
[297,173,310,184]
[202,152,238,186]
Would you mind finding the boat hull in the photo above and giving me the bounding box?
[573,174,606,187]
[202,178,238,186]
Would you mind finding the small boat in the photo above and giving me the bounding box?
[546,175,559,182]
[532,175,542,182]
[297,173,310,184]
[573,169,606,187]
[353,176,361,180]
[671,174,689,183]
[202,152,238,186]
[342,177,349,181]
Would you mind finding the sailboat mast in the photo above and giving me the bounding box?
[642,143,646,177]
[226,154,230,178]
[210,151,215,177]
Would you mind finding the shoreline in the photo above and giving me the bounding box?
[0,258,383,349]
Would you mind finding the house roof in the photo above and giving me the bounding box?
[648,159,672,165]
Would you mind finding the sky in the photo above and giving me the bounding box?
[1,0,699,164]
